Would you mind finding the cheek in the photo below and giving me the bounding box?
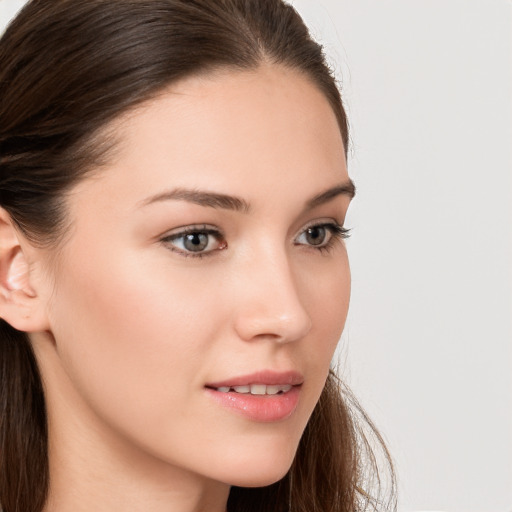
[46,245,226,429]
[304,251,351,348]
[295,251,351,409]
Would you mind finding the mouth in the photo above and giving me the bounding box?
[204,370,303,422]
[206,383,294,395]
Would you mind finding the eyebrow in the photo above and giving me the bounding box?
[306,180,356,209]
[140,179,355,213]
[140,188,251,213]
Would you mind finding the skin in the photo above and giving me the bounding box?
[9,65,353,512]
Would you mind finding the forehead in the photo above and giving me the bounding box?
[70,65,348,215]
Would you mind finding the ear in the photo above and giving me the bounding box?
[0,208,50,332]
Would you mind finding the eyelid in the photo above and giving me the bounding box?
[161,223,222,237]
[293,218,346,239]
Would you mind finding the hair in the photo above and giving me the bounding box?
[0,1,396,511]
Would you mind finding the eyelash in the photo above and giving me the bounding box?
[160,222,351,259]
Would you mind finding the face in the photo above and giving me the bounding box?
[33,65,353,489]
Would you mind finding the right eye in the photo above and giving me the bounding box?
[161,226,227,257]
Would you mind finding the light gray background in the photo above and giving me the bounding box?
[1,1,511,511]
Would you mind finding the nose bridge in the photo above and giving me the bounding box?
[232,241,312,343]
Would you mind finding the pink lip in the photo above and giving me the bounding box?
[205,370,303,423]
[206,370,304,388]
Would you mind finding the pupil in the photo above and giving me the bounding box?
[306,226,326,246]
[184,233,208,252]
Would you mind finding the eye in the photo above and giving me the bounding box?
[161,225,227,257]
[299,225,330,246]
[294,222,350,250]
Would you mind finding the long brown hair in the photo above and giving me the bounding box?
[0,1,396,511]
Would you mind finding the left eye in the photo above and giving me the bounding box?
[297,225,330,246]
[295,223,348,248]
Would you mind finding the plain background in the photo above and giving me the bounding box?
[1,1,511,511]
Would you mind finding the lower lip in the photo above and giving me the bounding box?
[205,386,301,422]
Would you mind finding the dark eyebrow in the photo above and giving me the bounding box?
[305,180,356,210]
[140,188,251,213]
[139,179,355,213]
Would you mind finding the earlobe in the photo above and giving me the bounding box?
[0,208,49,332]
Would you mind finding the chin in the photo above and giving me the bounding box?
[226,463,292,488]
[214,442,298,488]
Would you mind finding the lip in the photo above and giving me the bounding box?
[205,370,303,422]
[205,370,304,389]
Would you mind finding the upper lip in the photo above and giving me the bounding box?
[206,370,304,388]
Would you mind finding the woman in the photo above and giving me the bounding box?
[0,1,395,511]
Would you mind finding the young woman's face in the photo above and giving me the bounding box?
[34,65,353,489]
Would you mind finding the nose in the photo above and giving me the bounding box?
[232,249,312,344]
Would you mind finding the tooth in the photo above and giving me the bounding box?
[217,387,230,393]
[266,385,281,395]
[250,384,266,395]
[281,385,292,393]
[233,385,250,393]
